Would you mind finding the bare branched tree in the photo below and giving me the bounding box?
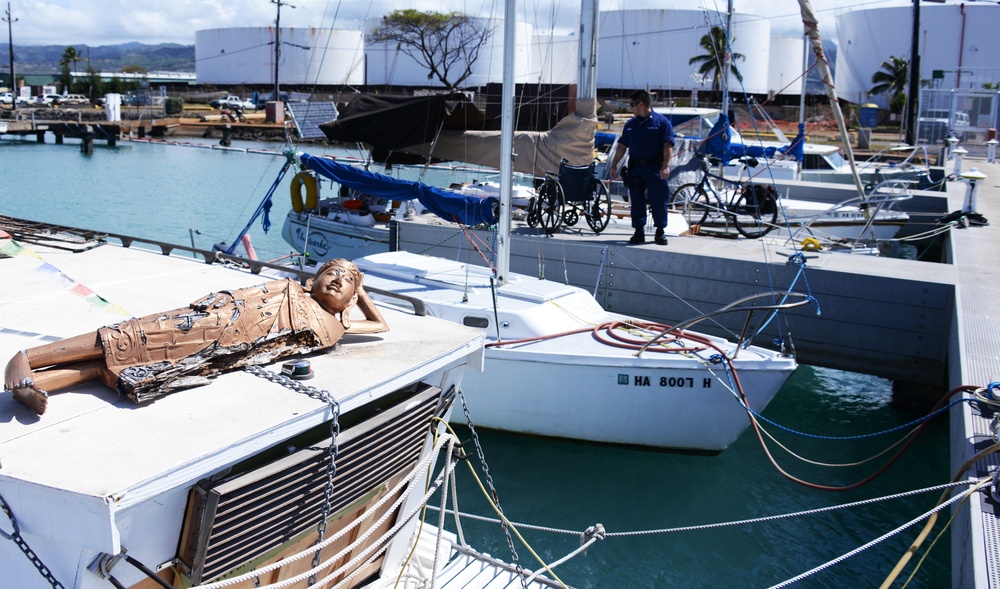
[370,9,492,90]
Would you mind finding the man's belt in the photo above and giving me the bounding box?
[629,157,663,167]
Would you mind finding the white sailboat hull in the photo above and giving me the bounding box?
[356,251,796,453]
[775,197,909,242]
[461,346,793,451]
[282,209,389,260]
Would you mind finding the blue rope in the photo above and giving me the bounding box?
[225,158,293,255]
[740,396,969,441]
[749,259,821,343]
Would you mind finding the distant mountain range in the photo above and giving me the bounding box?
[1,42,195,74]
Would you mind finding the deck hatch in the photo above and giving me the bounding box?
[177,382,451,584]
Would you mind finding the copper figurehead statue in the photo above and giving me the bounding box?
[4,259,388,415]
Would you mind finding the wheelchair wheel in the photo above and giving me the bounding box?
[670,183,711,226]
[526,197,539,227]
[585,180,612,233]
[563,208,580,226]
[732,185,778,239]
[536,178,564,234]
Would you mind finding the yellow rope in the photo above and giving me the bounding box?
[432,417,571,588]
[879,443,1000,589]
[749,411,923,468]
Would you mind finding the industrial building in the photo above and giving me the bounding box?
[178,5,998,139]
[192,10,805,101]
[835,3,1000,107]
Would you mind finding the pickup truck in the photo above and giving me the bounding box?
[210,95,256,110]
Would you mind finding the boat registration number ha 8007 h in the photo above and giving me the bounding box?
[618,374,713,388]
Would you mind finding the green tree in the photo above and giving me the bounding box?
[85,65,103,102]
[59,46,83,94]
[370,10,492,90]
[688,26,744,93]
[868,55,909,115]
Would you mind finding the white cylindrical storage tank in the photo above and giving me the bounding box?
[597,9,770,95]
[768,36,806,97]
[837,5,1000,106]
[363,17,533,87]
[530,33,578,85]
[195,27,364,86]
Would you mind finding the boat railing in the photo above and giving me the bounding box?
[116,234,430,315]
[636,292,813,358]
[779,178,915,245]
[0,215,430,316]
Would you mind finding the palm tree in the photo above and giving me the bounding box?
[869,56,909,115]
[59,46,83,94]
[688,26,744,93]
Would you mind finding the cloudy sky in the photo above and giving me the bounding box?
[6,0,919,47]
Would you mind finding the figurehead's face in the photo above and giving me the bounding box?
[310,259,361,316]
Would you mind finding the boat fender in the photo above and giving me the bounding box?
[801,237,823,251]
[290,172,320,212]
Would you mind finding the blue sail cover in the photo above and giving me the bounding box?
[703,112,732,158]
[780,123,806,162]
[702,113,805,162]
[300,153,498,226]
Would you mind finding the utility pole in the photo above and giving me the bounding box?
[905,0,920,146]
[906,0,946,146]
[3,2,16,113]
[271,0,294,101]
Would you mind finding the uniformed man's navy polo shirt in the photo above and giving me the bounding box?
[620,111,675,160]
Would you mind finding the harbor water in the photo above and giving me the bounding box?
[0,136,950,587]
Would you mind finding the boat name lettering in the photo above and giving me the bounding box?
[619,375,707,388]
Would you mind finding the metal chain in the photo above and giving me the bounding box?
[457,387,526,588]
[0,493,65,589]
[243,364,339,587]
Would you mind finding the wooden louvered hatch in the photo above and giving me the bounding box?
[177,382,453,586]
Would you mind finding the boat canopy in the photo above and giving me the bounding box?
[320,93,493,164]
[299,153,498,227]
[320,92,597,178]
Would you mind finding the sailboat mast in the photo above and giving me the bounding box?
[799,33,808,126]
[578,0,598,100]
[720,0,733,117]
[496,0,517,287]
[796,0,867,200]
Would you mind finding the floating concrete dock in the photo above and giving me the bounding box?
[390,179,954,390]
[386,158,998,587]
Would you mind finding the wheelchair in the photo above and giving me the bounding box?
[527,158,613,235]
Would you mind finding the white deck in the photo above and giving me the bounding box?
[0,237,485,586]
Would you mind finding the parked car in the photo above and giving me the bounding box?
[210,95,256,110]
[122,93,154,106]
[0,92,12,105]
[61,94,91,106]
[35,93,62,106]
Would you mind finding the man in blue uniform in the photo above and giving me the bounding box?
[609,90,674,245]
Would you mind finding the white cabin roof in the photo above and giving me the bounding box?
[0,237,484,556]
